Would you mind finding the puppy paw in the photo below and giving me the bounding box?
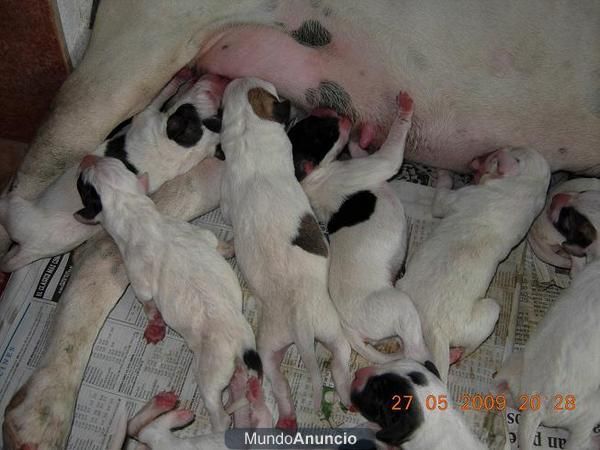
[144,315,167,344]
[275,416,297,431]
[217,239,235,258]
[154,391,179,410]
[396,91,414,120]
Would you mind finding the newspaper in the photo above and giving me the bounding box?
[0,163,590,449]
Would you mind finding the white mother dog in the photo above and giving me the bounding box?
[220,77,351,430]
[397,147,551,381]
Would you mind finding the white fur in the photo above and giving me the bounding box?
[78,156,254,432]
[528,178,600,268]
[496,191,600,450]
[0,74,222,272]
[219,77,351,427]
[295,96,431,365]
[397,148,551,381]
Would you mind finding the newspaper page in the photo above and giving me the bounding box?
[0,163,592,449]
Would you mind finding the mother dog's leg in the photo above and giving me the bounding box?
[3,159,223,450]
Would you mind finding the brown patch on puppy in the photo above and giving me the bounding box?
[292,213,328,257]
[247,88,290,123]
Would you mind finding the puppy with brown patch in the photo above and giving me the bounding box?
[396,148,551,382]
[287,94,431,366]
[496,190,600,450]
[219,78,352,430]
[75,155,260,432]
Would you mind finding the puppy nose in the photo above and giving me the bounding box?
[79,154,99,170]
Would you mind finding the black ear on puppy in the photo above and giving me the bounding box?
[73,207,100,225]
[555,206,597,257]
[375,418,420,447]
[273,99,291,124]
[166,103,203,147]
[202,116,222,133]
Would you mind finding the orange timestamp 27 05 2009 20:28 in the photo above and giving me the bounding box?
[390,393,577,412]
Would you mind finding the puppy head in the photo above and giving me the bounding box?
[287,110,351,181]
[164,73,227,148]
[74,155,149,225]
[222,77,291,126]
[547,190,600,259]
[470,147,549,185]
[350,360,443,447]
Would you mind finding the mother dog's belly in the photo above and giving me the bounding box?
[197,0,600,172]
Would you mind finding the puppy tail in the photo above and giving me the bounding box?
[518,410,543,450]
[427,333,450,383]
[293,318,323,411]
[343,327,403,364]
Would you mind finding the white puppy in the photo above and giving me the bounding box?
[350,360,486,449]
[110,368,273,450]
[528,177,600,268]
[287,95,431,366]
[75,155,260,432]
[0,71,226,272]
[219,77,351,430]
[496,190,600,450]
[397,148,551,381]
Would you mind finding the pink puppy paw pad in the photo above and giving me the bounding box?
[396,91,414,114]
[276,416,297,431]
[154,391,179,409]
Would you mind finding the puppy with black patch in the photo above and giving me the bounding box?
[528,177,600,268]
[288,93,431,365]
[351,360,485,449]
[396,148,551,382]
[0,71,226,272]
[75,155,260,432]
[219,77,352,430]
[496,190,600,450]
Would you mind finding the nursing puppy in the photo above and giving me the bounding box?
[75,155,260,432]
[288,94,431,365]
[496,190,600,450]
[351,360,485,449]
[528,177,600,268]
[397,148,551,381]
[110,368,273,450]
[220,77,351,429]
[0,72,226,272]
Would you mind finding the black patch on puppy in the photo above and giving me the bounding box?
[215,144,226,161]
[291,19,332,47]
[423,360,441,379]
[202,116,222,133]
[305,80,356,121]
[292,213,328,257]
[104,135,139,174]
[243,349,263,378]
[166,103,204,147]
[554,206,597,250]
[407,371,427,386]
[351,373,423,447]
[327,191,377,234]
[288,116,340,181]
[106,117,132,139]
[75,174,102,222]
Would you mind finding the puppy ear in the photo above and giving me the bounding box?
[561,241,588,258]
[74,208,100,225]
[556,206,597,252]
[138,173,150,194]
[166,104,203,147]
[202,116,222,133]
[247,88,289,123]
